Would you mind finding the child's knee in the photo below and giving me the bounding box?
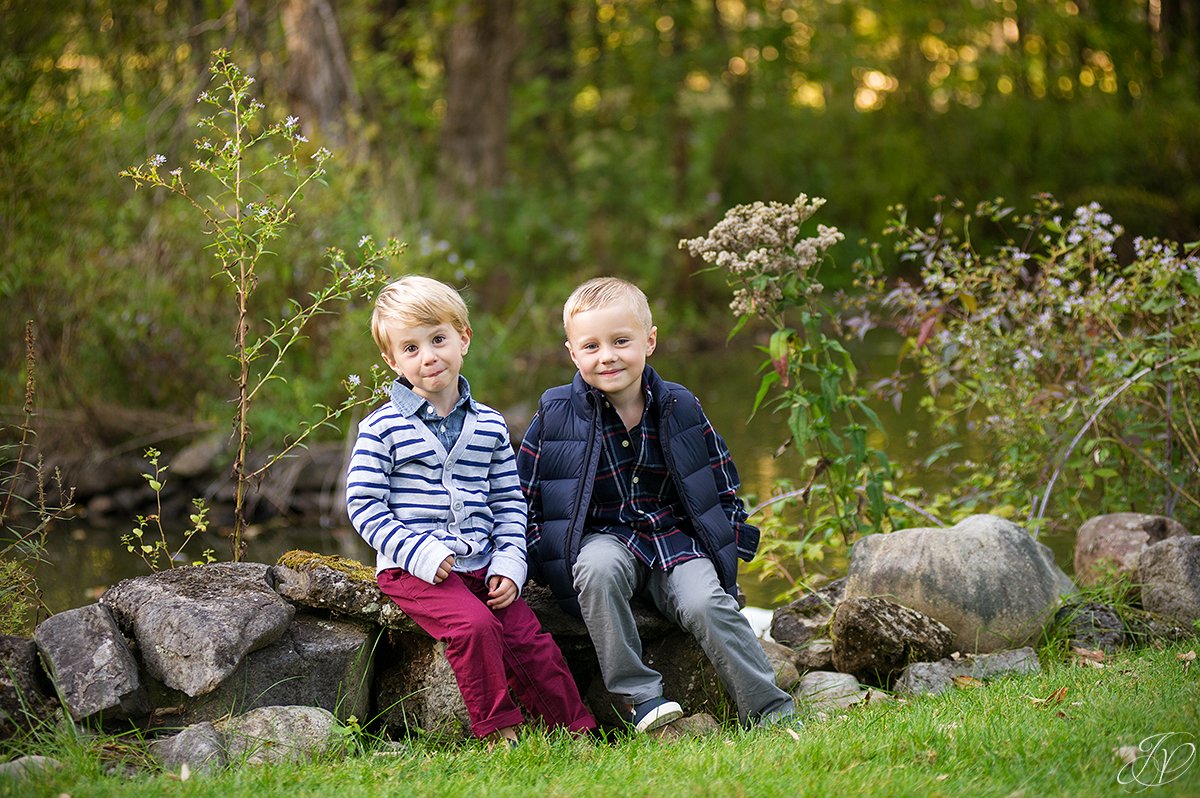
[445,604,503,640]
[572,553,630,596]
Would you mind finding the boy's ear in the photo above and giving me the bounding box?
[564,339,582,370]
[460,326,473,354]
[646,325,658,356]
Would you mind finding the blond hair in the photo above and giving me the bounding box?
[562,277,653,333]
[371,276,471,353]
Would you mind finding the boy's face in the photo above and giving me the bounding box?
[381,322,472,406]
[565,303,657,404]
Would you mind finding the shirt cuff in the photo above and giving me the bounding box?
[486,553,528,596]
[407,540,457,584]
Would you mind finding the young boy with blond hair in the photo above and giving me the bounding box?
[517,276,797,732]
[347,275,595,746]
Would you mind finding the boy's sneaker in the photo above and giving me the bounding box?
[630,697,684,733]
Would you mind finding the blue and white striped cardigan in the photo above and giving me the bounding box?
[346,386,528,588]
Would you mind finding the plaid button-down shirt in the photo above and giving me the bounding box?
[587,386,709,570]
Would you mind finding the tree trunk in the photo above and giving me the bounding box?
[438,0,520,201]
[280,0,360,146]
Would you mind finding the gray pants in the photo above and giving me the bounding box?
[572,533,795,725]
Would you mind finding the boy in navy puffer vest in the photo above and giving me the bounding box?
[516,277,797,733]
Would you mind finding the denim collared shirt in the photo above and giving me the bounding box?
[389,376,473,451]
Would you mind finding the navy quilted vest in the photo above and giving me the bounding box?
[530,367,752,616]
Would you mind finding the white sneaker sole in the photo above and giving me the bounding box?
[634,701,684,733]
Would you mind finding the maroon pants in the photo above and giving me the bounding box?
[377,567,596,738]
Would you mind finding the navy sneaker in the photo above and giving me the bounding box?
[631,697,684,733]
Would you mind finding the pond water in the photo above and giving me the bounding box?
[31,333,1077,615]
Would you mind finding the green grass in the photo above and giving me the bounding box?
[4,639,1199,797]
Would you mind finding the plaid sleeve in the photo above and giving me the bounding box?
[515,410,545,550]
[697,398,760,561]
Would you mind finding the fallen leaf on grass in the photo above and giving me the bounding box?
[785,728,801,741]
[1071,647,1105,668]
[952,675,985,689]
[1178,650,1196,672]
[1028,686,1068,707]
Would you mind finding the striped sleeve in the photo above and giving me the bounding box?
[481,411,528,589]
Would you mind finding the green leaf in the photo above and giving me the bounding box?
[750,372,779,417]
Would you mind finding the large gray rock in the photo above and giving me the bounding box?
[794,671,868,711]
[770,579,845,649]
[150,705,343,772]
[0,634,59,738]
[374,632,470,741]
[271,553,419,632]
[32,603,148,724]
[844,515,1077,652]
[101,562,294,697]
[1137,536,1200,624]
[894,647,1041,696]
[1074,513,1189,586]
[830,596,954,685]
[144,612,375,727]
[792,638,835,672]
[217,705,338,765]
[0,755,62,781]
[149,721,227,774]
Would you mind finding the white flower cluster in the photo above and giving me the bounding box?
[680,195,843,320]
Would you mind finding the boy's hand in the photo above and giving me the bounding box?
[486,575,517,610]
[433,555,455,584]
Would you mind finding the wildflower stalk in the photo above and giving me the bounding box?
[681,196,893,595]
[122,50,401,561]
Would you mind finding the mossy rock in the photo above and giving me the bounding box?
[276,550,376,584]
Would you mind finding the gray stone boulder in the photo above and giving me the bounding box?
[794,671,869,711]
[1137,536,1200,625]
[792,638,835,672]
[893,647,1041,696]
[0,634,59,738]
[150,705,345,773]
[770,579,844,649]
[374,632,470,741]
[149,721,226,774]
[101,562,294,697]
[33,603,148,724]
[1074,513,1189,586]
[271,552,419,632]
[830,596,954,685]
[844,514,1077,652]
[0,754,62,781]
[218,705,339,765]
[144,612,375,727]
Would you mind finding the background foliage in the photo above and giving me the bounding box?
[2,0,1198,516]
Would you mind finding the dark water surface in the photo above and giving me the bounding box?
[33,336,1077,614]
